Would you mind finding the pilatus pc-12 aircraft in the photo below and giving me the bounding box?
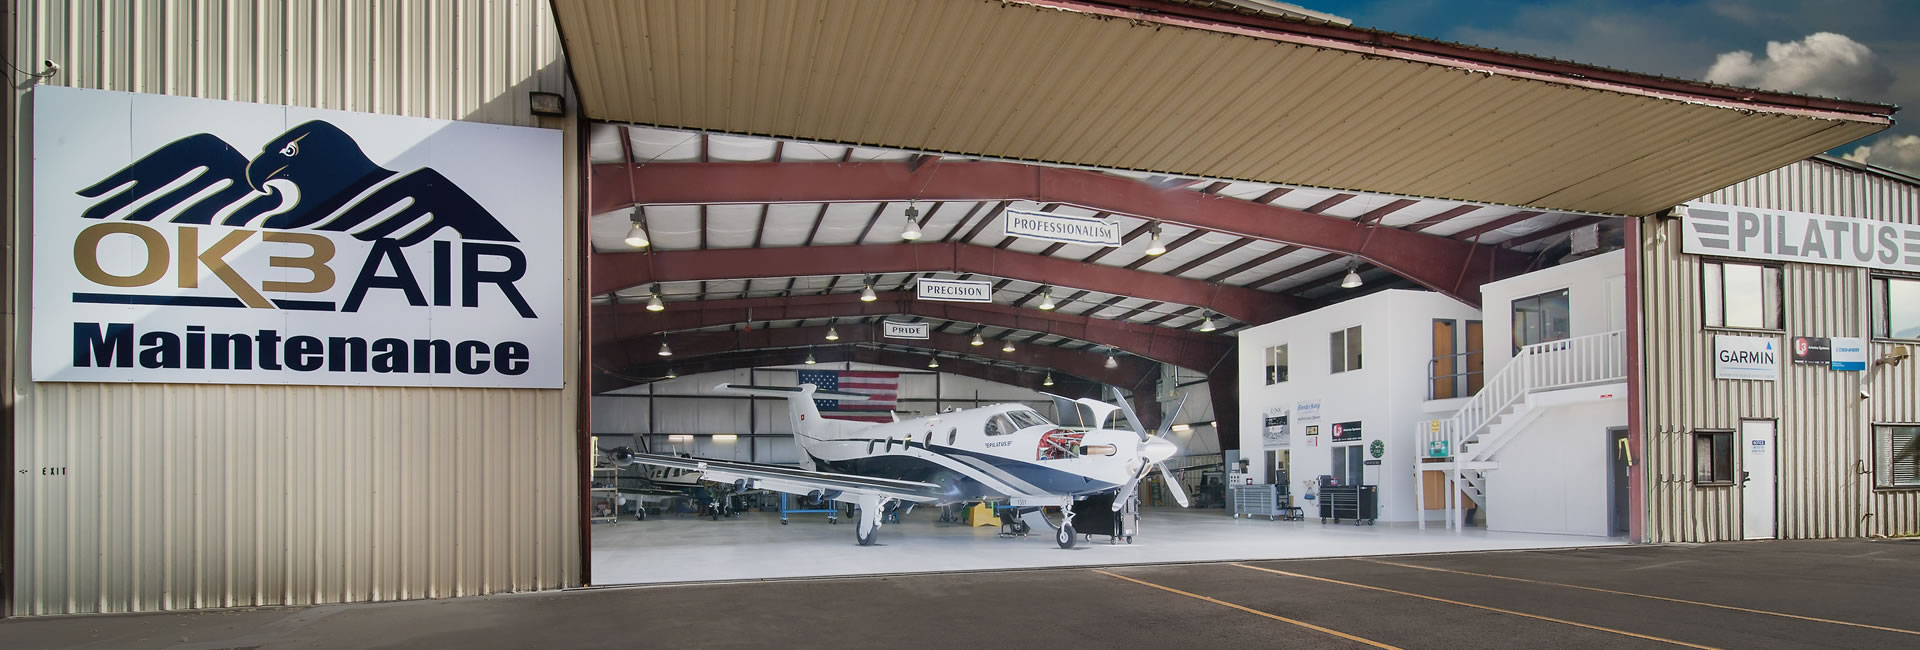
[615,383,1190,548]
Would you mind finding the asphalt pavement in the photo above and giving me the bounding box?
[2,538,1916,649]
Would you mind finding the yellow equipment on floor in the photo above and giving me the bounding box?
[967,502,999,527]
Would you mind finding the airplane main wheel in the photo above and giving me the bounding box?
[856,522,878,546]
[1057,523,1076,549]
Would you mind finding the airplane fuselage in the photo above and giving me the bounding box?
[797,405,1143,503]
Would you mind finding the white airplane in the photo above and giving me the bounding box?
[616,383,1188,548]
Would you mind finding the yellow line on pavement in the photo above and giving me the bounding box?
[1092,569,1399,649]
[1363,558,1920,637]
[1231,563,1719,650]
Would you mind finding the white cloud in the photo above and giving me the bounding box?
[1844,134,1920,176]
[1704,32,1894,100]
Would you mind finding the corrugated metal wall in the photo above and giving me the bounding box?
[1640,158,1920,542]
[7,0,581,615]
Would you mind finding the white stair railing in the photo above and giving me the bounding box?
[1450,330,1626,461]
[1415,330,1626,531]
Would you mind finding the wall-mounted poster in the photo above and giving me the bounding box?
[1305,425,1320,447]
[1295,399,1322,425]
[1330,421,1364,442]
[1262,407,1289,448]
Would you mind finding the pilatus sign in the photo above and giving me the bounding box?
[32,87,563,388]
[1682,202,1920,272]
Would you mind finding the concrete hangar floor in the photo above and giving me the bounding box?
[590,504,1622,586]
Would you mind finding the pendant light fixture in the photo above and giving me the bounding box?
[901,204,922,241]
[1043,373,1054,387]
[657,335,673,357]
[927,355,940,369]
[624,208,650,248]
[825,325,840,341]
[1104,352,1118,369]
[1144,223,1167,256]
[1038,287,1057,311]
[645,284,665,312]
[971,331,985,346]
[665,367,677,379]
[860,280,878,302]
[1340,258,1364,289]
[805,348,817,365]
[1002,339,1016,353]
[1199,312,1217,332]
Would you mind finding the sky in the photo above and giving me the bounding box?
[1302,0,1920,174]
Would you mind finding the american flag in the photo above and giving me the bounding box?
[799,370,899,422]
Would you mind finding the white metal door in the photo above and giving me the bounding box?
[1741,420,1777,540]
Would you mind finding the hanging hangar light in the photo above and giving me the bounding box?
[624,208,650,248]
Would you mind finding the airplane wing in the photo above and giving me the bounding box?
[624,452,948,504]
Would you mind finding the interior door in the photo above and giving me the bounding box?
[1432,320,1457,399]
[1741,420,1777,540]
[1609,427,1629,537]
[1465,321,1485,395]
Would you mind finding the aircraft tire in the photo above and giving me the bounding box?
[1056,523,1076,549]
[856,522,878,546]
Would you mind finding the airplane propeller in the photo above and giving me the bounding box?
[1108,387,1190,510]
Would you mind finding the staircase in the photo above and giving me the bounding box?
[1416,330,1626,530]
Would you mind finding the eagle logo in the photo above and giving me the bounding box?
[75,120,517,247]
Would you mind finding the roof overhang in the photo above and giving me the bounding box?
[552,0,1895,217]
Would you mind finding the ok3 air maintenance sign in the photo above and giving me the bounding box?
[32,87,564,388]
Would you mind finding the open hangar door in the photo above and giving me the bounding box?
[556,0,1891,586]
[578,123,1619,585]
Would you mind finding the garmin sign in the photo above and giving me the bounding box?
[1682,202,1920,272]
[915,278,994,303]
[31,87,564,388]
[1714,335,1780,381]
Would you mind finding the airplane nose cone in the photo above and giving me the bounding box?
[1144,436,1178,463]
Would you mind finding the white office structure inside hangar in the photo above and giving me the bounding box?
[8,0,1915,616]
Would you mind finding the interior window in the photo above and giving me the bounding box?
[1330,326,1363,373]
[1266,344,1289,384]
[1512,289,1571,353]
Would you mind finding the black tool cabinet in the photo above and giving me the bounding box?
[1316,484,1377,525]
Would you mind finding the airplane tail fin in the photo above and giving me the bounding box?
[716,383,873,441]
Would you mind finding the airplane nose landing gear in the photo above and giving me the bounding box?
[1056,500,1078,549]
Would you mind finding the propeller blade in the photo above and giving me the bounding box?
[1111,459,1150,511]
[1156,462,1190,508]
[1109,385,1149,441]
[1156,393,1190,439]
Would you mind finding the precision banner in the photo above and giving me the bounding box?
[32,87,564,388]
[915,278,994,303]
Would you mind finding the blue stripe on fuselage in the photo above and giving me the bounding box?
[814,439,1117,499]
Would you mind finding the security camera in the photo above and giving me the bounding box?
[42,59,59,75]
[1887,345,1912,367]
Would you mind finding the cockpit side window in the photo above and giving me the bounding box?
[985,414,1017,436]
[1007,409,1052,428]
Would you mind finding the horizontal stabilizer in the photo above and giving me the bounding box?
[717,383,872,401]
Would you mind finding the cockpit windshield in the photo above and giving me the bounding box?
[1006,409,1052,428]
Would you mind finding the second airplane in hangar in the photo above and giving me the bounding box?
[617,383,1190,548]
